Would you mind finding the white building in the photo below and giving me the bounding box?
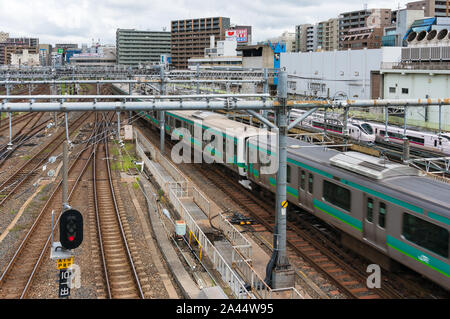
[281,47,402,99]
[188,37,242,70]
[381,68,450,129]
[11,49,40,66]
[69,46,116,67]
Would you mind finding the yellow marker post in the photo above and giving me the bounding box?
[281,200,288,216]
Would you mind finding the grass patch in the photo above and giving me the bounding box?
[9,224,26,232]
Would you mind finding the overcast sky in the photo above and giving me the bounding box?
[0,0,409,46]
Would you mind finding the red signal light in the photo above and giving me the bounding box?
[69,236,75,242]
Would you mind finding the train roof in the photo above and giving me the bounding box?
[167,110,276,139]
[248,135,450,213]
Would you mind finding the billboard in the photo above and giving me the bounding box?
[226,29,248,43]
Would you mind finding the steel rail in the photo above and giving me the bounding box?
[102,129,145,299]
[0,115,98,298]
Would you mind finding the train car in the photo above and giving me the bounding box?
[140,109,275,177]
[267,110,376,143]
[369,122,450,155]
[139,110,450,290]
[246,135,450,290]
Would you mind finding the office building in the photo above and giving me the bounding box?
[171,17,231,69]
[116,29,171,66]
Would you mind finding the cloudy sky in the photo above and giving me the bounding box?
[0,0,409,46]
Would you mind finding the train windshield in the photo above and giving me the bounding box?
[360,123,374,135]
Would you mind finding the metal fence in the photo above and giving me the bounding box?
[134,127,303,299]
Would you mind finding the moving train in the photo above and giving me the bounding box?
[267,110,376,143]
[281,109,450,155]
[138,109,450,291]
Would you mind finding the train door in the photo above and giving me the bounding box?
[305,172,314,210]
[363,196,387,251]
[298,170,313,211]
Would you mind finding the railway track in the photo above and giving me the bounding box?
[135,118,407,299]
[0,112,91,207]
[194,164,404,299]
[0,115,98,298]
[91,128,149,299]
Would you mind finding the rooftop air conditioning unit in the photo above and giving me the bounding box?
[406,31,418,47]
[426,30,438,46]
[415,30,428,47]
[438,29,450,46]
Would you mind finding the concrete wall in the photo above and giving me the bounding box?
[382,70,450,128]
[281,47,401,99]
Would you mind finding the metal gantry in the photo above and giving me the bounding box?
[1,66,450,290]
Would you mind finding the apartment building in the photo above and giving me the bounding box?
[171,17,231,69]
[317,18,339,51]
[339,8,392,49]
[407,0,450,17]
[295,24,318,52]
[116,29,171,66]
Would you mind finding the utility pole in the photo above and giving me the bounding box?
[267,69,294,289]
[62,141,69,209]
[159,65,166,155]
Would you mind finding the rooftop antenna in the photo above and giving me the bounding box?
[364,3,368,10]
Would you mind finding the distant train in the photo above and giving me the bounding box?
[277,109,450,155]
[138,109,450,291]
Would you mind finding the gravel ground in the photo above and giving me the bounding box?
[22,139,185,299]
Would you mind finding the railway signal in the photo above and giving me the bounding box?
[60,209,83,250]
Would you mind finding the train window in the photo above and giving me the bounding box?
[308,174,313,194]
[402,213,449,258]
[361,124,373,135]
[300,170,305,190]
[367,198,373,222]
[407,136,425,144]
[323,180,351,212]
[287,165,291,184]
[379,203,387,228]
[402,88,409,94]
[389,87,396,93]
[175,119,182,128]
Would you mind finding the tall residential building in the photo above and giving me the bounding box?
[116,29,171,66]
[295,24,317,52]
[407,0,450,17]
[171,17,231,69]
[339,8,392,49]
[317,18,339,51]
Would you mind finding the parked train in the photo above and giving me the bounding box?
[138,109,450,291]
[278,109,450,155]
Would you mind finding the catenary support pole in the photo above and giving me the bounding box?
[269,70,294,289]
[62,141,69,209]
[403,106,409,163]
[117,111,122,143]
[160,66,165,155]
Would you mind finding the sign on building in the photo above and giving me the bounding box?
[226,29,248,43]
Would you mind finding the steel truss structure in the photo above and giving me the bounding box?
[1,67,449,290]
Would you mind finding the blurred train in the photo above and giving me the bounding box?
[137,109,450,290]
[274,109,450,155]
